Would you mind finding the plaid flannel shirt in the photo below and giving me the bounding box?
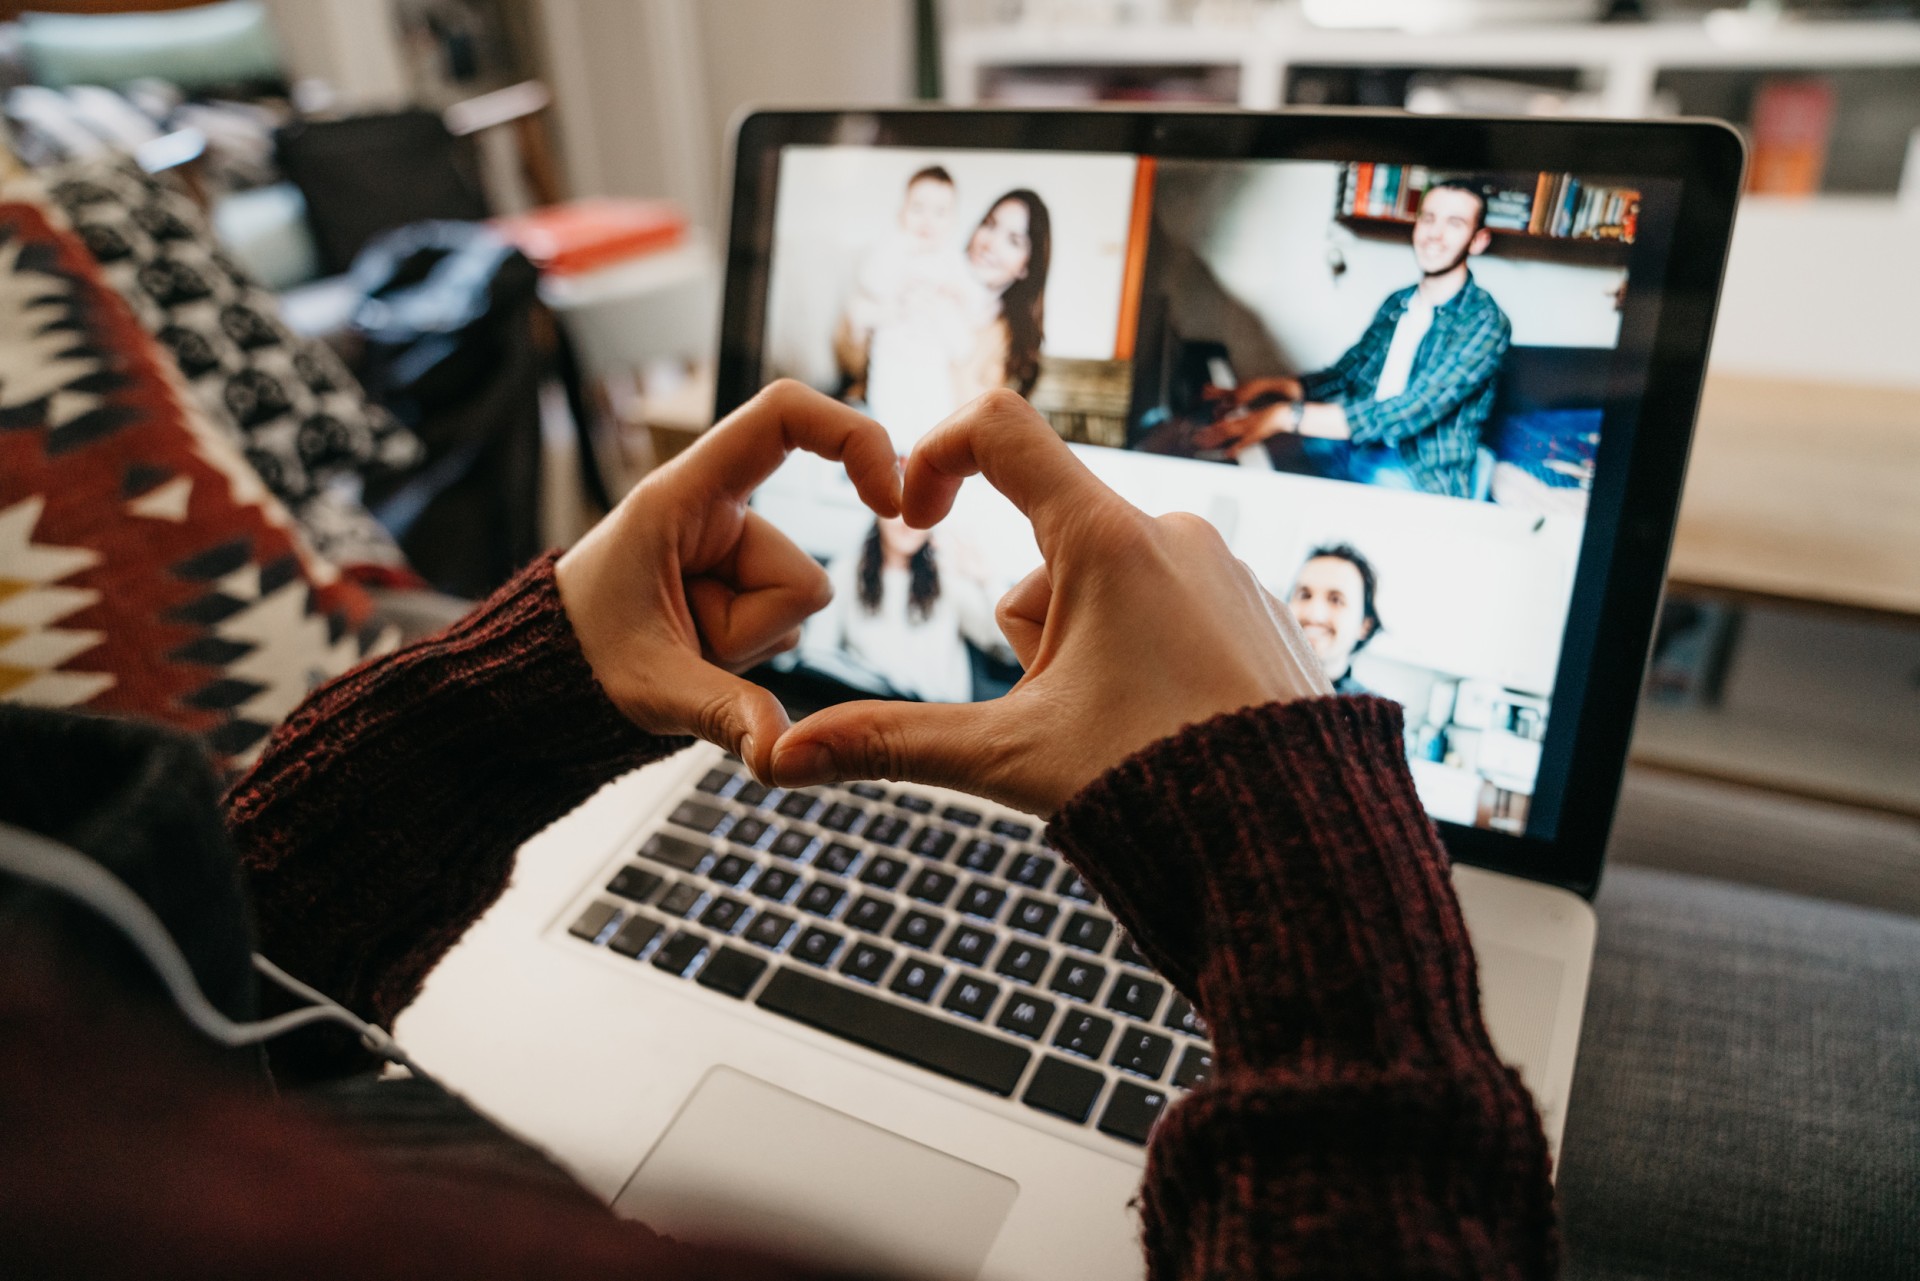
[1300,274,1511,498]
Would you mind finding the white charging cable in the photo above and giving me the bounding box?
[0,821,426,1075]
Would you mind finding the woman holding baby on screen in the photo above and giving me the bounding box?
[833,167,1053,452]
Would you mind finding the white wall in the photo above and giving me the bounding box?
[1153,160,1626,376]
[258,0,410,107]
[535,0,915,228]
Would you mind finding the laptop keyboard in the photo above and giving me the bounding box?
[566,760,1214,1146]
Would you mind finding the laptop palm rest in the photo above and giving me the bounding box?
[613,1066,1020,1279]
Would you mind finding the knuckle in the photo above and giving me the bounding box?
[976,387,1032,422]
[693,690,739,749]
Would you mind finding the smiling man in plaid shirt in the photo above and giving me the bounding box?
[1199,179,1512,499]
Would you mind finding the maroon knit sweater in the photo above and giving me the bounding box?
[0,555,1557,1279]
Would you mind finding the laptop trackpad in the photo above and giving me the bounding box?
[613,1066,1020,1279]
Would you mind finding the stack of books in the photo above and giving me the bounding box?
[1338,162,1430,220]
[1526,175,1640,242]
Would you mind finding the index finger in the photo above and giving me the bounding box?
[673,379,901,518]
[902,389,1129,556]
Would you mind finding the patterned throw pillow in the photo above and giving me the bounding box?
[0,199,393,769]
[4,155,424,571]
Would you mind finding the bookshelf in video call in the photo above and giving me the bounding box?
[1334,162,1639,263]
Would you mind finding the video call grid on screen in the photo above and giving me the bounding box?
[750,141,1673,841]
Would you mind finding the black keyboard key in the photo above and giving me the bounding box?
[606,865,663,903]
[769,829,815,861]
[752,867,800,902]
[745,910,797,949]
[995,993,1056,1041]
[845,895,895,935]
[1164,996,1209,1038]
[1056,869,1096,902]
[888,957,943,1003]
[991,819,1034,840]
[1052,1010,1115,1061]
[994,940,1050,984]
[956,839,1006,875]
[695,767,735,794]
[1060,910,1114,954]
[797,880,847,918]
[1173,1044,1214,1089]
[941,805,983,828]
[848,782,886,800]
[651,930,707,976]
[840,940,894,984]
[906,868,958,906]
[1106,975,1166,1021]
[734,781,773,808]
[697,946,768,998]
[1111,1026,1174,1080]
[709,853,754,886]
[758,967,1031,1097]
[607,914,664,958]
[858,855,908,890]
[1114,934,1151,969]
[1097,1080,1169,1145]
[1023,1056,1105,1124]
[820,802,862,833]
[776,790,823,820]
[941,974,1000,1020]
[639,831,707,873]
[656,881,704,918]
[893,792,934,814]
[1007,852,1057,888]
[1008,897,1059,938]
[908,827,956,861]
[955,882,1007,921]
[791,926,844,967]
[1048,957,1108,1002]
[943,925,996,967]
[863,813,910,846]
[892,909,944,951]
[568,900,620,942]
[814,841,861,875]
[729,817,771,847]
[699,895,750,934]
[667,800,727,835]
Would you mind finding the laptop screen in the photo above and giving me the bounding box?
[739,135,1690,850]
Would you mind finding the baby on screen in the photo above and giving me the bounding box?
[848,165,993,450]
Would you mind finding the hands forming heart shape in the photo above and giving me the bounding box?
[557,381,1330,820]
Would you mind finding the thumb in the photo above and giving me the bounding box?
[770,698,1012,800]
[662,657,793,781]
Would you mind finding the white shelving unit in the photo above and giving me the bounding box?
[944,14,1920,116]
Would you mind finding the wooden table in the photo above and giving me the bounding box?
[1668,375,1920,620]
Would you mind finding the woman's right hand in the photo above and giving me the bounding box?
[769,390,1332,817]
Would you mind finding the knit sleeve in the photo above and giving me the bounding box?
[225,552,690,1067]
[1047,696,1558,1280]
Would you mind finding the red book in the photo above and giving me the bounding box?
[493,198,688,276]
[1352,163,1374,217]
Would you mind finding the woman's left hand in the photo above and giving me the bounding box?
[556,380,900,780]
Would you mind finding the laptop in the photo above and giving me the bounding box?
[398,109,1744,1280]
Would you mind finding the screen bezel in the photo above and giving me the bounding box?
[715,107,1744,900]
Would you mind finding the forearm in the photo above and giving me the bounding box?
[1048,697,1557,1279]
[226,553,689,1042]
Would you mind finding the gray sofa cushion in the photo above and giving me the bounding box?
[1558,865,1920,1280]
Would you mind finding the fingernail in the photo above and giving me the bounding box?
[740,735,757,768]
[773,741,834,787]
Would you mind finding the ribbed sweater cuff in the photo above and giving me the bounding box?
[1047,696,1492,1076]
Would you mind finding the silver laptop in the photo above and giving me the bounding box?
[399,109,1743,1280]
